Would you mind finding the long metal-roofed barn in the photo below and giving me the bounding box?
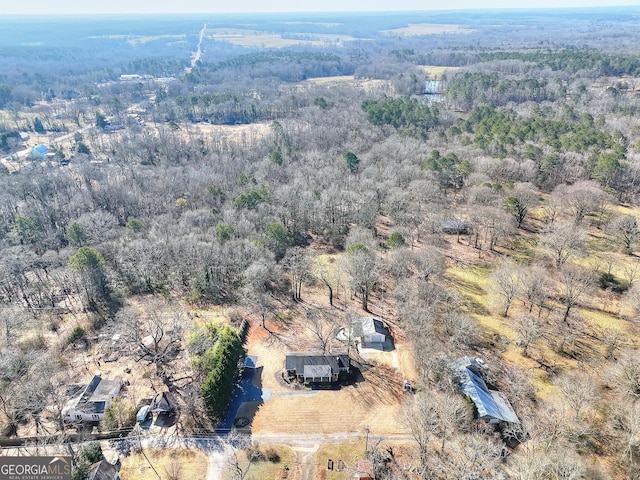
[452,357,520,425]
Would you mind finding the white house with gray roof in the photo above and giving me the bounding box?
[62,373,122,423]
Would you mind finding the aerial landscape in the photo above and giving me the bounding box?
[2,2,640,479]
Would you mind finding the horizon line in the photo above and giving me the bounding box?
[1,5,639,17]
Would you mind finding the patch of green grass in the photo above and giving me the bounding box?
[446,264,490,302]
[531,371,556,401]
[473,314,517,340]
[510,236,538,263]
[315,441,366,480]
[580,309,627,332]
[245,445,295,480]
[613,204,640,216]
[585,236,611,253]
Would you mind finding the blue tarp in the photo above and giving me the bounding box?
[32,144,48,155]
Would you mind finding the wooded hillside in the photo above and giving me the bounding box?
[2,8,640,479]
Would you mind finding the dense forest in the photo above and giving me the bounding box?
[2,7,640,479]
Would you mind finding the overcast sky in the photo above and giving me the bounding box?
[2,0,640,15]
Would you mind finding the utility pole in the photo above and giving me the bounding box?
[137,424,160,480]
[365,425,370,454]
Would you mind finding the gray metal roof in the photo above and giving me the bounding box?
[89,378,122,402]
[361,317,388,337]
[454,358,520,424]
[74,374,122,413]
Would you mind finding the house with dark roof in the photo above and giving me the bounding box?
[452,357,520,425]
[285,352,350,383]
[442,218,470,235]
[85,458,120,480]
[62,373,122,423]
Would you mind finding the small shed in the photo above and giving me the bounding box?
[150,392,175,415]
[442,218,470,235]
[360,317,390,348]
[244,355,258,369]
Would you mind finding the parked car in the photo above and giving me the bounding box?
[136,405,151,423]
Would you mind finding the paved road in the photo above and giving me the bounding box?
[187,23,207,73]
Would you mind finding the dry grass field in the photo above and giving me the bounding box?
[382,23,474,36]
[184,121,272,146]
[205,28,357,48]
[119,448,208,480]
[232,445,295,480]
[418,65,461,78]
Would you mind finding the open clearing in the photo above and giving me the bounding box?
[119,448,208,480]
[183,121,272,145]
[418,65,461,77]
[205,28,357,48]
[235,445,295,479]
[382,23,474,36]
[240,287,416,437]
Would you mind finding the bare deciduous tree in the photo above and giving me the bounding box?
[519,265,550,316]
[557,372,598,423]
[542,222,586,268]
[343,244,378,312]
[413,245,445,282]
[616,353,640,398]
[400,395,437,476]
[558,265,595,323]
[491,262,522,317]
[555,180,605,226]
[221,432,261,480]
[303,308,341,353]
[611,214,640,255]
[612,398,640,467]
[515,313,543,357]
[119,300,185,383]
[622,262,640,288]
[282,246,309,301]
[442,312,480,347]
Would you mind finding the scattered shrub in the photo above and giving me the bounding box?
[68,326,86,344]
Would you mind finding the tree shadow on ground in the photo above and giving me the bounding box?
[215,366,265,435]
